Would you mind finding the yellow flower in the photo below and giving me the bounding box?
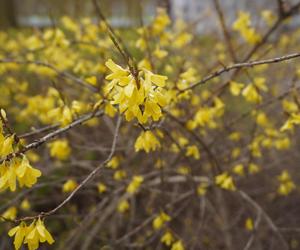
[171,240,185,250]
[126,175,144,194]
[152,8,171,35]
[117,199,130,213]
[248,163,260,174]
[232,164,245,176]
[245,217,254,231]
[161,231,174,246]
[0,156,41,192]
[177,165,191,175]
[282,100,298,114]
[277,170,296,196]
[20,199,31,211]
[135,131,161,153]
[185,145,200,160]
[197,182,209,196]
[230,81,244,96]
[261,10,275,26]
[114,170,127,181]
[153,212,171,230]
[2,206,17,221]
[215,172,236,191]
[242,84,262,103]
[8,222,27,250]
[24,219,55,250]
[0,134,14,157]
[106,156,121,169]
[97,182,107,193]
[229,132,241,141]
[62,179,78,193]
[233,11,261,44]
[105,59,168,124]
[48,139,71,160]
[85,76,97,86]
[256,112,269,127]
[16,156,42,188]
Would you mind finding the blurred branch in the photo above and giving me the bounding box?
[239,190,289,250]
[15,115,122,222]
[212,0,237,62]
[0,58,98,92]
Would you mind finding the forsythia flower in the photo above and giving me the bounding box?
[280,113,300,132]
[1,206,17,221]
[171,240,185,250]
[161,231,174,246]
[245,217,254,231]
[97,182,107,193]
[126,175,144,194]
[277,170,296,196]
[197,182,209,196]
[232,164,245,176]
[242,84,262,103]
[215,172,236,191]
[0,156,41,192]
[114,170,127,180]
[248,163,260,174]
[117,199,130,213]
[233,11,261,44]
[106,156,121,169]
[8,218,55,250]
[105,59,168,124]
[185,145,200,160]
[230,81,244,96]
[20,199,31,211]
[47,105,73,127]
[48,139,71,160]
[135,130,161,153]
[0,134,14,157]
[153,212,171,230]
[152,8,171,35]
[62,179,78,193]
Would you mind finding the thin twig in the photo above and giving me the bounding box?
[181,52,300,92]
[0,110,104,165]
[15,116,122,222]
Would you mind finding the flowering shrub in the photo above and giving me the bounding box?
[1,1,300,249]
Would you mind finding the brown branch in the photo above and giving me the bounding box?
[0,58,98,92]
[0,110,104,165]
[15,116,122,222]
[238,190,289,250]
[181,52,300,92]
[212,0,237,62]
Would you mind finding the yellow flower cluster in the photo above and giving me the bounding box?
[134,130,161,153]
[153,211,171,230]
[48,139,71,161]
[126,175,144,194]
[20,88,74,127]
[0,156,41,192]
[8,218,54,250]
[277,170,296,196]
[105,59,168,124]
[215,172,236,191]
[187,98,225,130]
[0,112,41,192]
[62,179,78,193]
[233,11,261,45]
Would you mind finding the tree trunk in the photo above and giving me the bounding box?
[0,0,17,28]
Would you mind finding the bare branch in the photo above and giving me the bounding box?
[15,116,122,222]
[181,52,300,92]
[0,110,104,165]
